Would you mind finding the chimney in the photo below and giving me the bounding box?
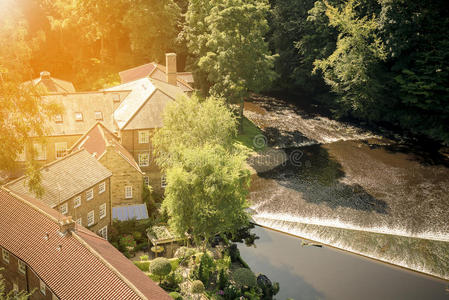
[59,216,76,236]
[165,53,177,86]
[40,71,51,80]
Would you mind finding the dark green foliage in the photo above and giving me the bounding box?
[168,291,183,300]
[232,268,257,288]
[133,261,150,272]
[149,258,172,283]
[160,270,182,292]
[227,244,240,262]
[223,284,239,299]
[218,268,228,290]
[196,253,215,286]
[119,235,136,249]
[191,280,205,294]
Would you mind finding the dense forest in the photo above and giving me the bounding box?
[1,0,448,145]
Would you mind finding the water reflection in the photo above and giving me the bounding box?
[238,226,449,300]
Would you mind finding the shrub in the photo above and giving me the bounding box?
[133,231,143,242]
[218,268,228,290]
[149,257,172,283]
[161,270,183,292]
[194,252,215,286]
[133,261,150,272]
[140,255,149,261]
[227,244,240,262]
[168,292,183,300]
[119,235,136,249]
[191,280,205,294]
[232,268,257,288]
[174,247,196,259]
[223,285,239,299]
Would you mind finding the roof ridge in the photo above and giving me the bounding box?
[119,62,157,76]
[72,232,148,300]
[119,86,157,130]
[114,147,144,174]
[68,121,103,153]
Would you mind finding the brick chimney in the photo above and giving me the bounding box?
[59,216,76,235]
[40,71,51,80]
[165,53,177,86]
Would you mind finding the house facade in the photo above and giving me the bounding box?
[5,150,113,237]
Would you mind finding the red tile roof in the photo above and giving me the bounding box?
[0,188,171,300]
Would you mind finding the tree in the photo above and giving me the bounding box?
[149,257,172,284]
[152,95,238,170]
[183,0,277,116]
[162,144,250,249]
[313,0,387,119]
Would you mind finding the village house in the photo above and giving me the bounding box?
[5,149,113,238]
[22,71,76,93]
[69,122,146,207]
[0,188,171,300]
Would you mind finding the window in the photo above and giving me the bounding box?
[87,210,95,226]
[138,130,150,144]
[16,148,26,162]
[55,142,67,159]
[138,152,149,167]
[75,112,83,121]
[125,186,133,199]
[99,182,106,194]
[161,174,167,188]
[76,218,82,226]
[99,203,106,219]
[60,203,68,215]
[33,143,46,161]
[86,189,93,201]
[55,114,63,123]
[2,249,9,263]
[95,111,103,120]
[40,280,46,295]
[112,94,121,102]
[98,226,108,240]
[144,176,149,186]
[73,196,81,208]
[18,260,26,274]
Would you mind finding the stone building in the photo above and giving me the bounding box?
[5,149,112,238]
[69,122,145,207]
[0,188,170,300]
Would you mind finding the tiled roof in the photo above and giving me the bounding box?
[0,188,171,300]
[106,78,186,130]
[43,90,130,136]
[5,150,112,207]
[22,74,76,93]
[70,122,143,173]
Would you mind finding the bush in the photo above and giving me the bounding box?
[161,269,183,292]
[140,254,149,261]
[133,231,143,242]
[227,244,240,262]
[218,268,228,290]
[168,292,183,300]
[197,252,215,285]
[149,257,172,283]
[191,280,205,294]
[232,268,257,288]
[223,285,239,299]
[174,247,196,259]
[119,235,136,249]
[133,261,150,272]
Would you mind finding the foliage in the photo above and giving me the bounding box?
[232,268,257,288]
[183,0,277,105]
[190,280,205,294]
[160,269,183,292]
[133,261,150,272]
[140,254,149,261]
[223,284,239,299]
[1,268,33,299]
[218,268,228,290]
[119,235,137,255]
[168,291,183,300]
[149,258,172,283]
[235,117,266,153]
[195,252,215,286]
[227,244,241,263]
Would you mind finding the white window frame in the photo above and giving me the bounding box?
[161,174,167,188]
[125,186,133,199]
[138,152,150,167]
[60,203,68,215]
[54,114,63,123]
[99,203,106,219]
[144,176,150,186]
[99,182,106,194]
[73,195,81,208]
[40,280,46,295]
[98,226,108,240]
[138,130,150,144]
[95,111,103,120]
[33,143,46,161]
[76,218,82,226]
[87,210,95,226]
[2,248,9,263]
[86,188,93,201]
[55,142,67,159]
[18,259,26,275]
[75,112,83,121]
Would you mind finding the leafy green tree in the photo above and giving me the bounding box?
[313,0,387,119]
[183,0,277,115]
[149,257,172,284]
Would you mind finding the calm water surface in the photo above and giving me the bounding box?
[238,226,449,300]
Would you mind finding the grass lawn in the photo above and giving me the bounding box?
[235,117,266,153]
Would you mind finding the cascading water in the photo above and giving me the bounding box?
[245,95,449,280]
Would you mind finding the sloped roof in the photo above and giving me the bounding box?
[69,122,142,173]
[119,62,194,89]
[0,188,171,300]
[42,90,130,136]
[106,78,186,130]
[22,72,76,93]
[5,150,112,207]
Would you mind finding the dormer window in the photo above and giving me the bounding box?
[75,112,83,121]
[55,114,63,123]
[112,94,120,102]
[95,111,103,120]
